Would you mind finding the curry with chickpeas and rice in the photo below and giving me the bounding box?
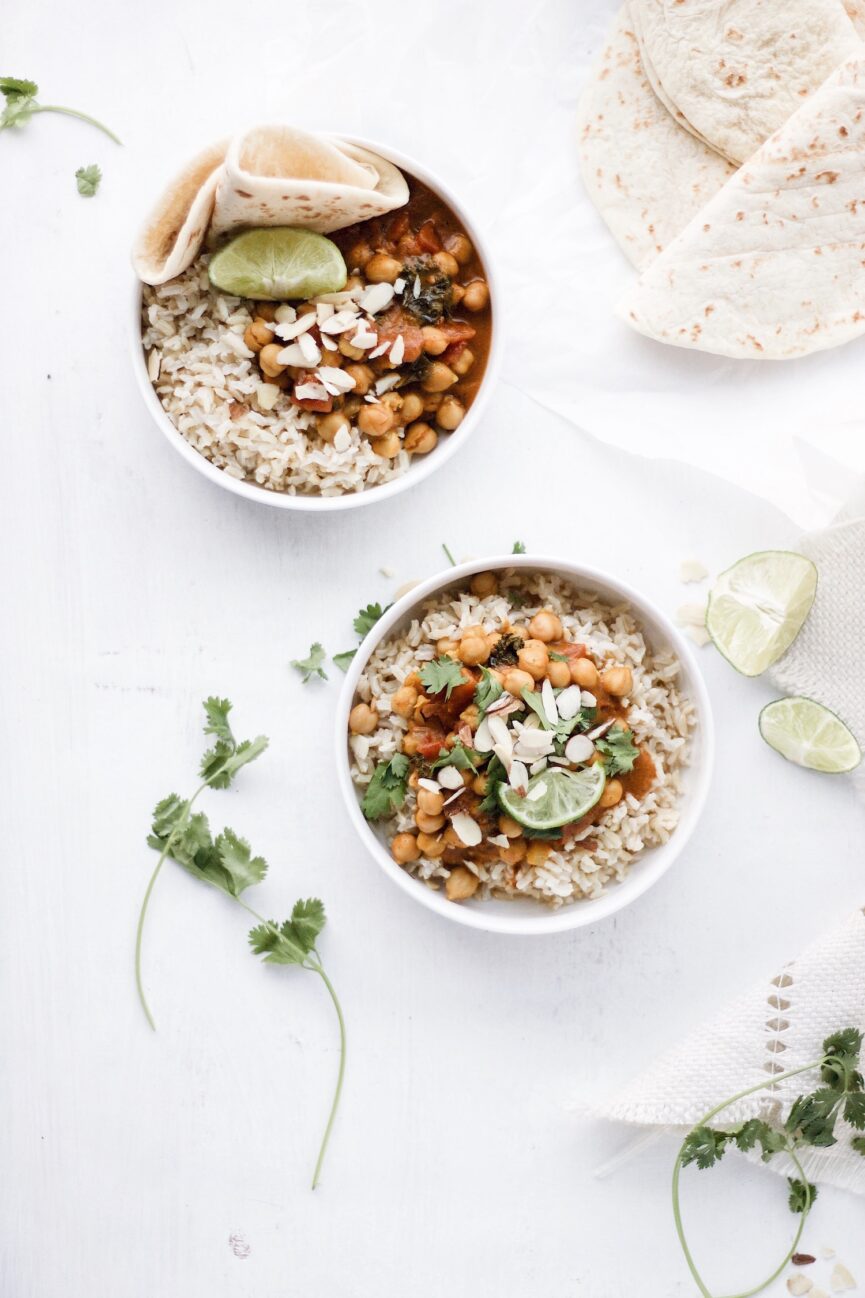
[348,571,695,908]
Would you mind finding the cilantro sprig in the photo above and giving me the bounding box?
[419,655,466,699]
[291,642,328,683]
[75,163,101,196]
[136,698,345,1189]
[673,1028,865,1298]
[361,754,409,820]
[596,725,639,777]
[1,76,121,143]
[334,601,393,672]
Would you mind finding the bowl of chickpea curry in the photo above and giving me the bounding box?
[136,136,498,510]
[339,557,714,934]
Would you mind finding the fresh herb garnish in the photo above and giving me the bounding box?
[419,655,465,699]
[512,541,527,554]
[431,743,479,773]
[489,632,524,668]
[596,726,639,777]
[478,755,506,813]
[1,76,121,142]
[474,666,503,716]
[292,642,328,683]
[673,1027,865,1298]
[361,754,410,820]
[442,542,457,567]
[333,649,357,672]
[75,163,100,196]
[520,688,588,745]
[353,602,391,637]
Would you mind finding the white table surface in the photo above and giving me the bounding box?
[4,2,865,1295]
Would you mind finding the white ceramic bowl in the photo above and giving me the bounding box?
[336,555,715,935]
[130,136,501,512]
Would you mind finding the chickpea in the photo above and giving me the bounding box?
[601,665,633,698]
[498,814,524,839]
[517,639,550,681]
[451,347,475,377]
[381,391,403,413]
[408,769,421,790]
[503,668,535,695]
[391,684,418,718]
[317,411,349,445]
[338,337,365,361]
[421,325,449,356]
[423,391,443,414]
[421,362,458,393]
[391,833,421,865]
[433,250,460,278]
[244,318,275,352]
[358,403,395,438]
[525,841,552,867]
[458,631,491,666]
[445,866,480,902]
[417,787,445,817]
[399,390,424,424]
[349,702,377,735]
[401,732,422,756]
[253,302,278,322]
[528,610,564,643]
[498,839,527,867]
[404,422,438,455]
[259,343,286,378]
[348,241,373,270]
[598,779,624,809]
[462,279,490,312]
[445,232,473,265]
[365,252,403,283]
[470,571,498,597]
[460,703,480,730]
[344,363,374,395]
[437,636,459,656]
[371,432,402,459]
[547,660,571,688]
[405,672,423,690]
[471,773,489,797]
[435,396,465,431]
[416,809,445,834]
[450,284,466,306]
[417,832,446,859]
[571,658,600,689]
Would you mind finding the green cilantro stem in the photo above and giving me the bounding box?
[442,542,456,566]
[672,1058,823,1298]
[134,782,207,1030]
[30,104,121,144]
[309,961,346,1190]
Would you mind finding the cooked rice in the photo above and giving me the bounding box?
[349,571,696,907]
[141,255,410,497]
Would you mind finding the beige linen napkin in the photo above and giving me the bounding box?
[598,910,865,1193]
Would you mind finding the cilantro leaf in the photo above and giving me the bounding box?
[249,898,327,964]
[288,897,327,950]
[75,163,100,196]
[0,79,120,141]
[214,828,268,896]
[353,603,391,638]
[200,735,268,789]
[474,666,503,716]
[478,754,507,813]
[785,1089,841,1148]
[512,540,526,554]
[431,743,478,773]
[596,726,640,777]
[203,696,235,743]
[822,1028,863,1088]
[419,655,466,699]
[1,76,38,100]
[787,1178,818,1214]
[361,754,410,820]
[333,649,357,672]
[292,642,328,683]
[734,1119,786,1161]
[844,1092,865,1130]
[680,1126,729,1170]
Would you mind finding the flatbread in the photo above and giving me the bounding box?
[845,0,865,37]
[577,7,736,269]
[133,126,409,286]
[629,0,862,163]
[620,57,865,360]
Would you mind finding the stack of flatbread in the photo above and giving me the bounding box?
[577,0,865,359]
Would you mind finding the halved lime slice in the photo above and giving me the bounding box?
[497,765,606,832]
[706,551,817,677]
[208,228,347,300]
[759,697,861,773]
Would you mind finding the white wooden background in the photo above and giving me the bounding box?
[3,1,865,1294]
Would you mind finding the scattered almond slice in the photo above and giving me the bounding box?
[333,427,351,453]
[255,382,281,412]
[418,777,440,793]
[359,282,395,315]
[680,559,709,584]
[488,833,510,848]
[541,679,559,726]
[788,1276,813,1296]
[508,759,528,795]
[831,1264,856,1292]
[685,624,712,647]
[565,734,594,764]
[556,685,583,720]
[437,766,464,790]
[451,813,482,847]
[275,313,317,341]
[676,601,708,627]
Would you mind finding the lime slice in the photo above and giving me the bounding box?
[706,551,817,677]
[759,697,861,773]
[497,765,606,832]
[208,228,347,300]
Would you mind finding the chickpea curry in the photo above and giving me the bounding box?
[351,573,662,905]
[240,178,492,462]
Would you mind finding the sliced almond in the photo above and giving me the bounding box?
[788,1276,813,1296]
[437,766,464,790]
[255,382,281,412]
[451,813,482,847]
[418,778,440,792]
[830,1264,856,1292]
[556,685,582,720]
[541,679,559,726]
[508,760,528,795]
[359,282,395,315]
[581,691,597,708]
[565,734,595,764]
[474,717,493,753]
[274,313,316,341]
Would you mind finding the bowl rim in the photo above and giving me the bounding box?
[335,554,716,935]
[129,133,502,513]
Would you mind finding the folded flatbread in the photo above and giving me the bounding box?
[620,57,865,359]
[133,126,409,285]
[577,7,736,269]
[629,0,862,163]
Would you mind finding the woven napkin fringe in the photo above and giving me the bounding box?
[592,910,865,1194]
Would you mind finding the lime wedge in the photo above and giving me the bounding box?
[497,765,606,832]
[208,228,347,300]
[706,551,817,677]
[759,697,861,773]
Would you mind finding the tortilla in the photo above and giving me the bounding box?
[133,126,409,286]
[845,0,865,36]
[629,0,862,164]
[620,57,865,360]
[577,7,736,269]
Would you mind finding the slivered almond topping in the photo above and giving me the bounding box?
[541,679,558,726]
[368,340,390,359]
[317,366,356,395]
[359,282,395,315]
[274,313,316,341]
[437,766,464,790]
[320,307,362,335]
[556,685,582,720]
[586,719,616,740]
[488,834,511,848]
[565,734,595,764]
[389,335,405,365]
[295,381,328,402]
[451,813,482,846]
[508,760,528,795]
[418,778,440,792]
